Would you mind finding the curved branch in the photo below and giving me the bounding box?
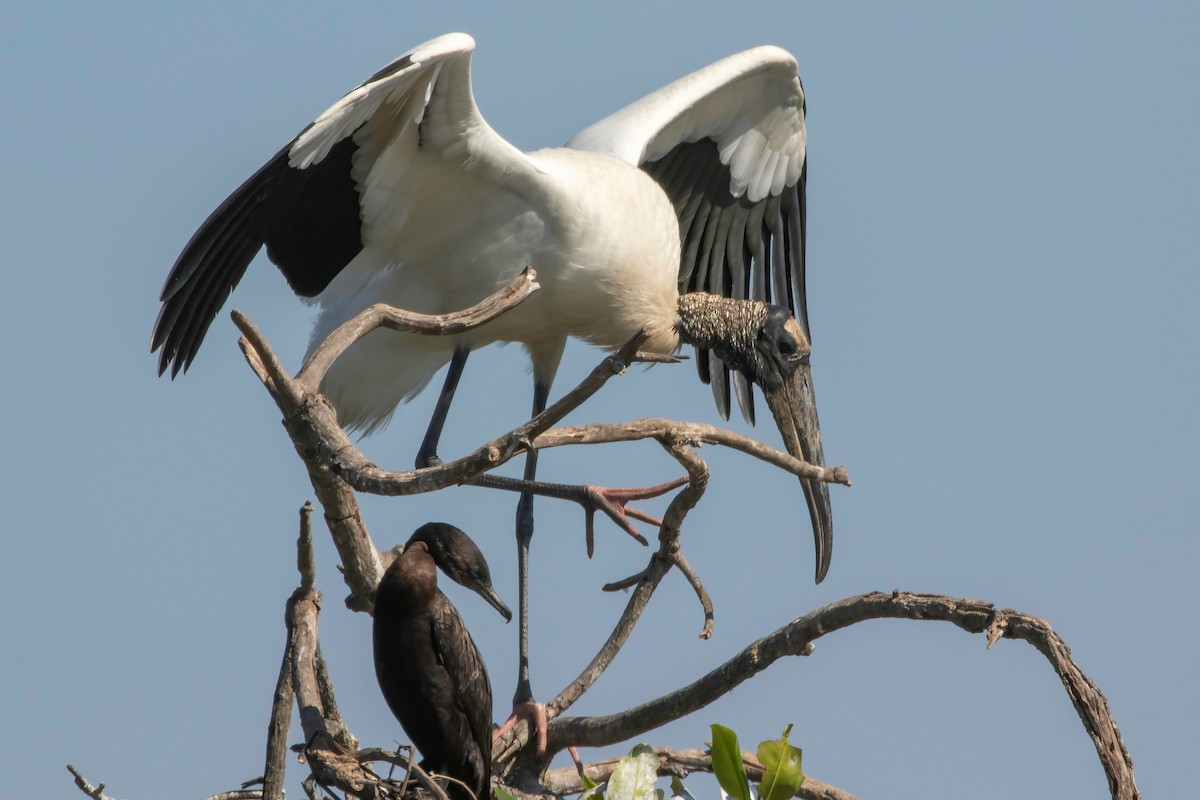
[533,420,849,487]
[296,267,539,390]
[672,552,714,640]
[233,271,539,612]
[313,332,650,498]
[494,551,676,769]
[546,591,1139,800]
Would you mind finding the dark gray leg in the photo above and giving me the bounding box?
[513,379,550,709]
[415,347,469,469]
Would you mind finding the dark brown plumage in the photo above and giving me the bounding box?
[373,523,511,800]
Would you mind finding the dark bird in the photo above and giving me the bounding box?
[153,32,833,743]
[373,522,512,800]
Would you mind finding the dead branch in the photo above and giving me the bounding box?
[67,766,119,800]
[532,420,849,487]
[541,747,855,800]
[233,282,848,613]
[146,270,1138,800]
[545,591,1139,800]
[234,270,538,612]
[67,766,268,800]
[262,506,299,800]
[495,437,714,771]
[296,268,540,391]
[672,552,714,640]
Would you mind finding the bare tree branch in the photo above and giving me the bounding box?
[233,282,849,612]
[263,512,297,800]
[237,315,381,612]
[540,747,855,800]
[546,591,1139,800]
[233,270,538,612]
[67,765,120,800]
[672,552,714,640]
[532,420,849,487]
[310,331,651,498]
[133,275,1137,800]
[296,268,540,390]
[496,437,714,770]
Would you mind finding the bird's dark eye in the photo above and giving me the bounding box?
[470,569,483,580]
[777,337,797,356]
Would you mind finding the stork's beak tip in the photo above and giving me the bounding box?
[764,359,834,585]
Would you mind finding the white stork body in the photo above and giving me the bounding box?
[314,146,682,432]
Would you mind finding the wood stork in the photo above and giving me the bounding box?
[151,32,833,740]
[374,523,511,800]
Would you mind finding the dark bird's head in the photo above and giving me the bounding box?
[677,294,833,583]
[406,522,513,621]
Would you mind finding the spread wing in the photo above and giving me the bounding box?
[152,32,533,377]
[568,45,808,425]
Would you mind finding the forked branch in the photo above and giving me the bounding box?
[234,284,847,614]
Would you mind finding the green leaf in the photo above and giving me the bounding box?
[606,744,660,800]
[710,724,752,800]
[493,787,515,800]
[756,725,804,800]
[668,776,697,800]
[579,769,606,800]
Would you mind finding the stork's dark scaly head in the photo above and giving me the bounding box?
[406,522,513,621]
[677,295,833,583]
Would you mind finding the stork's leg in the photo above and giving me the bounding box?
[502,379,551,754]
[415,347,469,469]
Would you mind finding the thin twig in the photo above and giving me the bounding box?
[672,551,714,640]
[352,749,453,800]
[263,560,296,800]
[66,766,118,800]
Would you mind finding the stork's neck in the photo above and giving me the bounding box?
[676,293,769,357]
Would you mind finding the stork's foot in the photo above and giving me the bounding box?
[494,699,549,756]
[577,477,689,556]
[416,453,443,469]
[474,474,690,556]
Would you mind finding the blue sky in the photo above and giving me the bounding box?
[2,3,1195,798]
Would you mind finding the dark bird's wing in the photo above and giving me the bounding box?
[428,597,493,800]
[568,46,808,425]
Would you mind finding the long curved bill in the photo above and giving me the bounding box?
[763,359,833,583]
[472,583,513,622]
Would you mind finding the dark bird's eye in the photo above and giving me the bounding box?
[777,337,797,356]
[470,568,483,580]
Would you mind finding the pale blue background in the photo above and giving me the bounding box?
[2,3,1195,798]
